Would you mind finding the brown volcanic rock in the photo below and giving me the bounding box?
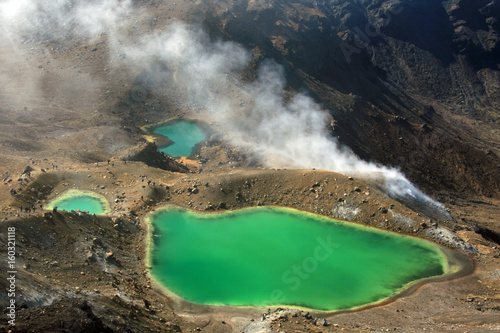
[4,299,115,333]
[202,0,500,198]
[120,140,189,173]
[0,1,499,332]
[0,165,496,332]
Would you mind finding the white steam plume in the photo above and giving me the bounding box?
[0,0,133,39]
[0,0,135,114]
[122,23,449,218]
[0,1,448,218]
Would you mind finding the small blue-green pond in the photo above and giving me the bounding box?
[44,190,110,214]
[152,121,206,157]
[148,206,450,311]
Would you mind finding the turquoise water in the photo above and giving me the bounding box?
[149,207,447,311]
[45,191,109,214]
[152,121,206,157]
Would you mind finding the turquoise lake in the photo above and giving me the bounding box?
[152,121,206,157]
[45,190,110,214]
[148,206,448,311]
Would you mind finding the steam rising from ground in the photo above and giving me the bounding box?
[0,0,132,40]
[123,23,448,216]
[0,1,448,217]
[0,0,135,116]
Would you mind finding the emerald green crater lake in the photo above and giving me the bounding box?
[148,207,448,311]
[152,121,206,157]
[45,190,110,215]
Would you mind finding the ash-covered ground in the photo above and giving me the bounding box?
[0,0,499,332]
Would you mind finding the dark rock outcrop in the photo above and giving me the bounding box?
[120,141,189,173]
[203,0,500,198]
[1,299,115,333]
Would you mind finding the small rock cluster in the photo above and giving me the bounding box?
[260,308,332,332]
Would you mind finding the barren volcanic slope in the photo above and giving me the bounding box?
[0,0,499,332]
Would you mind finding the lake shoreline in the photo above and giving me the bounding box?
[143,205,475,315]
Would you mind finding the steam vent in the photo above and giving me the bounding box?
[0,1,498,332]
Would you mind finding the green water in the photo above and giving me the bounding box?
[152,121,206,157]
[149,207,447,311]
[45,190,109,214]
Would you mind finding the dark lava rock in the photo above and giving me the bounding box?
[121,141,188,173]
[204,0,500,199]
[472,224,500,245]
[0,298,114,333]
